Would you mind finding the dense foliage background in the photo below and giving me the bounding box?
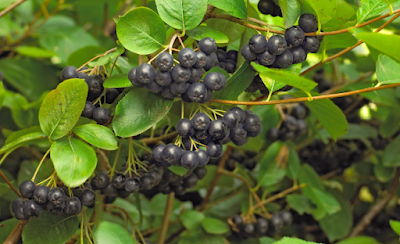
[1,0,400,243]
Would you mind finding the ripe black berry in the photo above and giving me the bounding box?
[243,223,255,236]
[112,173,126,189]
[249,34,268,53]
[128,68,144,87]
[258,0,276,15]
[81,189,95,207]
[243,113,262,133]
[226,50,238,62]
[285,26,305,47]
[301,36,320,53]
[183,174,198,188]
[181,151,200,169]
[194,51,208,68]
[136,63,156,84]
[299,14,318,33]
[12,198,25,213]
[199,37,217,55]
[268,35,287,55]
[267,127,280,142]
[291,105,307,119]
[207,141,223,157]
[203,53,218,71]
[19,180,36,199]
[105,88,119,104]
[155,70,172,86]
[257,49,276,66]
[125,177,140,193]
[271,212,284,233]
[283,115,298,131]
[196,150,209,166]
[243,158,256,170]
[171,64,191,83]
[33,185,48,204]
[102,183,118,196]
[82,101,95,118]
[153,144,166,162]
[297,119,308,136]
[178,48,198,68]
[191,112,211,130]
[91,171,110,190]
[93,107,110,125]
[275,50,293,68]
[162,144,183,166]
[290,46,307,64]
[256,218,269,235]
[225,60,236,73]
[64,197,82,215]
[170,81,188,95]
[104,196,117,204]
[231,124,248,142]
[203,72,227,91]
[177,118,195,138]
[23,199,43,218]
[162,86,176,100]
[62,66,78,80]
[189,68,204,83]
[46,201,65,215]
[86,75,104,101]
[194,166,207,179]
[145,80,163,94]
[156,52,174,71]
[187,83,207,103]
[47,187,66,206]
[215,49,227,62]
[241,44,257,61]
[208,120,228,140]
[281,211,293,226]
[139,174,156,191]
[172,184,187,196]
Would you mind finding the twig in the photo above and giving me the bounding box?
[349,168,400,237]
[210,83,400,106]
[139,131,178,144]
[141,220,180,236]
[321,71,375,95]
[0,0,27,19]
[157,192,175,244]
[199,146,232,211]
[3,220,28,244]
[0,169,22,198]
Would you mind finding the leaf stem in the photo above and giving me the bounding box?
[31,148,51,182]
[157,192,175,244]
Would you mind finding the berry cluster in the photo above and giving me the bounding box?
[12,180,94,220]
[225,149,258,171]
[214,47,238,73]
[267,103,309,142]
[230,211,293,240]
[61,66,120,125]
[128,37,228,103]
[241,14,320,70]
[257,0,282,17]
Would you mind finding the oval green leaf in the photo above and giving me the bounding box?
[73,124,118,150]
[50,137,97,187]
[208,0,247,19]
[155,0,208,31]
[0,127,46,155]
[116,7,166,55]
[376,54,400,85]
[356,0,388,24]
[355,32,400,62]
[22,211,79,244]
[39,78,88,141]
[113,88,173,138]
[94,221,135,244]
[186,26,229,44]
[201,217,230,234]
[103,73,133,88]
[279,0,300,27]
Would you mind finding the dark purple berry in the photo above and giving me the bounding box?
[156,52,174,71]
[268,35,287,55]
[19,180,36,199]
[241,44,257,61]
[285,26,305,47]
[187,83,207,103]
[162,144,183,166]
[199,37,217,55]
[191,112,211,130]
[299,14,318,33]
[275,50,293,68]
[208,120,228,140]
[249,34,268,53]
[178,48,198,68]
[93,107,110,125]
[155,70,172,86]
[136,63,156,84]
[33,186,48,204]
[177,118,195,138]
[180,151,200,169]
[207,141,223,157]
[64,197,82,215]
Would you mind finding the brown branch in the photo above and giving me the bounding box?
[210,83,400,106]
[301,12,400,76]
[0,169,22,198]
[139,131,178,144]
[199,146,232,211]
[157,192,175,244]
[0,0,27,19]
[3,220,28,244]
[321,71,375,95]
[349,168,400,237]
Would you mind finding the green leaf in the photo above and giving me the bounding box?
[336,236,380,244]
[116,7,166,55]
[390,219,400,236]
[374,161,394,182]
[66,46,106,68]
[0,218,19,243]
[304,96,348,140]
[252,63,317,92]
[72,124,118,150]
[287,194,312,215]
[192,165,234,190]
[383,135,400,167]
[22,211,79,244]
[379,110,400,138]
[186,26,229,44]
[260,237,278,244]
[261,63,302,93]
[0,128,46,155]
[155,0,207,31]
[323,0,356,31]
[213,61,255,100]
[257,141,287,188]
[103,73,133,89]
[298,0,337,24]
[50,137,97,187]
[319,191,353,242]
[0,82,4,108]
[94,221,135,244]
[273,237,322,244]
[168,166,188,176]
[208,0,247,19]
[112,88,174,138]
[279,0,300,27]
[16,46,56,58]
[355,32,400,62]
[39,79,88,141]
[180,210,205,231]
[376,54,400,85]
[201,217,230,234]
[89,46,125,67]
[324,33,358,50]
[287,143,301,179]
[206,12,246,46]
[2,91,33,128]
[356,0,388,24]
[319,123,377,143]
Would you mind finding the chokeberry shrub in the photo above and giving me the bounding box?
[1,0,400,244]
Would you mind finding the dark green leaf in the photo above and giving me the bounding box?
[336,236,380,244]
[287,194,312,215]
[376,54,400,85]
[180,210,205,231]
[112,88,174,138]
[279,0,300,27]
[257,141,287,188]
[298,0,337,24]
[383,135,400,167]
[273,237,322,244]
[116,7,166,55]
[0,218,19,243]
[22,211,79,244]
[16,46,56,58]
[94,221,135,244]
[0,82,4,108]
[379,110,400,138]
[252,63,317,92]
[323,0,356,31]
[287,143,301,179]
[213,61,255,100]
[39,78,88,141]
[355,32,400,62]
[374,162,394,182]
[261,63,302,93]
[319,123,377,142]
[50,137,97,187]
[260,237,278,244]
[18,159,54,186]
[72,124,119,150]
[356,0,388,24]
[192,165,234,190]
[2,91,34,128]
[186,26,229,44]
[208,0,247,19]
[103,73,133,89]
[0,128,46,155]
[324,33,358,50]
[390,220,400,236]
[66,46,106,68]
[155,0,207,31]
[201,217,230,234]
[168,166,188,176]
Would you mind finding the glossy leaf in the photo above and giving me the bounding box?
[201,217,230,234]
[103,73,133,88]
[355,32,400,62]
[113,88,173,138]
[356,0,388,24]
[252,63,317,92]
[0,128,46,155]
[298,0,337,24]
[273,237,321,244]
[390,219,400,236]
[287,194,312,215]
[39,78,88,141]
[208,0,247,19]
[336,236,380,244]
[323,0,356,31]
[324,33,358,50]
[279,0,301,27]
[16,46,56,58]
[155,0,207,31]
[257,141,287,188]
[186,26,229,44]
[116,7,166,55]
[213,61,255,100]
[376,54,400,85]
[383,135,400,167]
[94,221,135,244]
[180,210,205,231]
[22,211,79,244]
[73,124,119,150]
[260,63,302,93]
[50,137,97,187]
